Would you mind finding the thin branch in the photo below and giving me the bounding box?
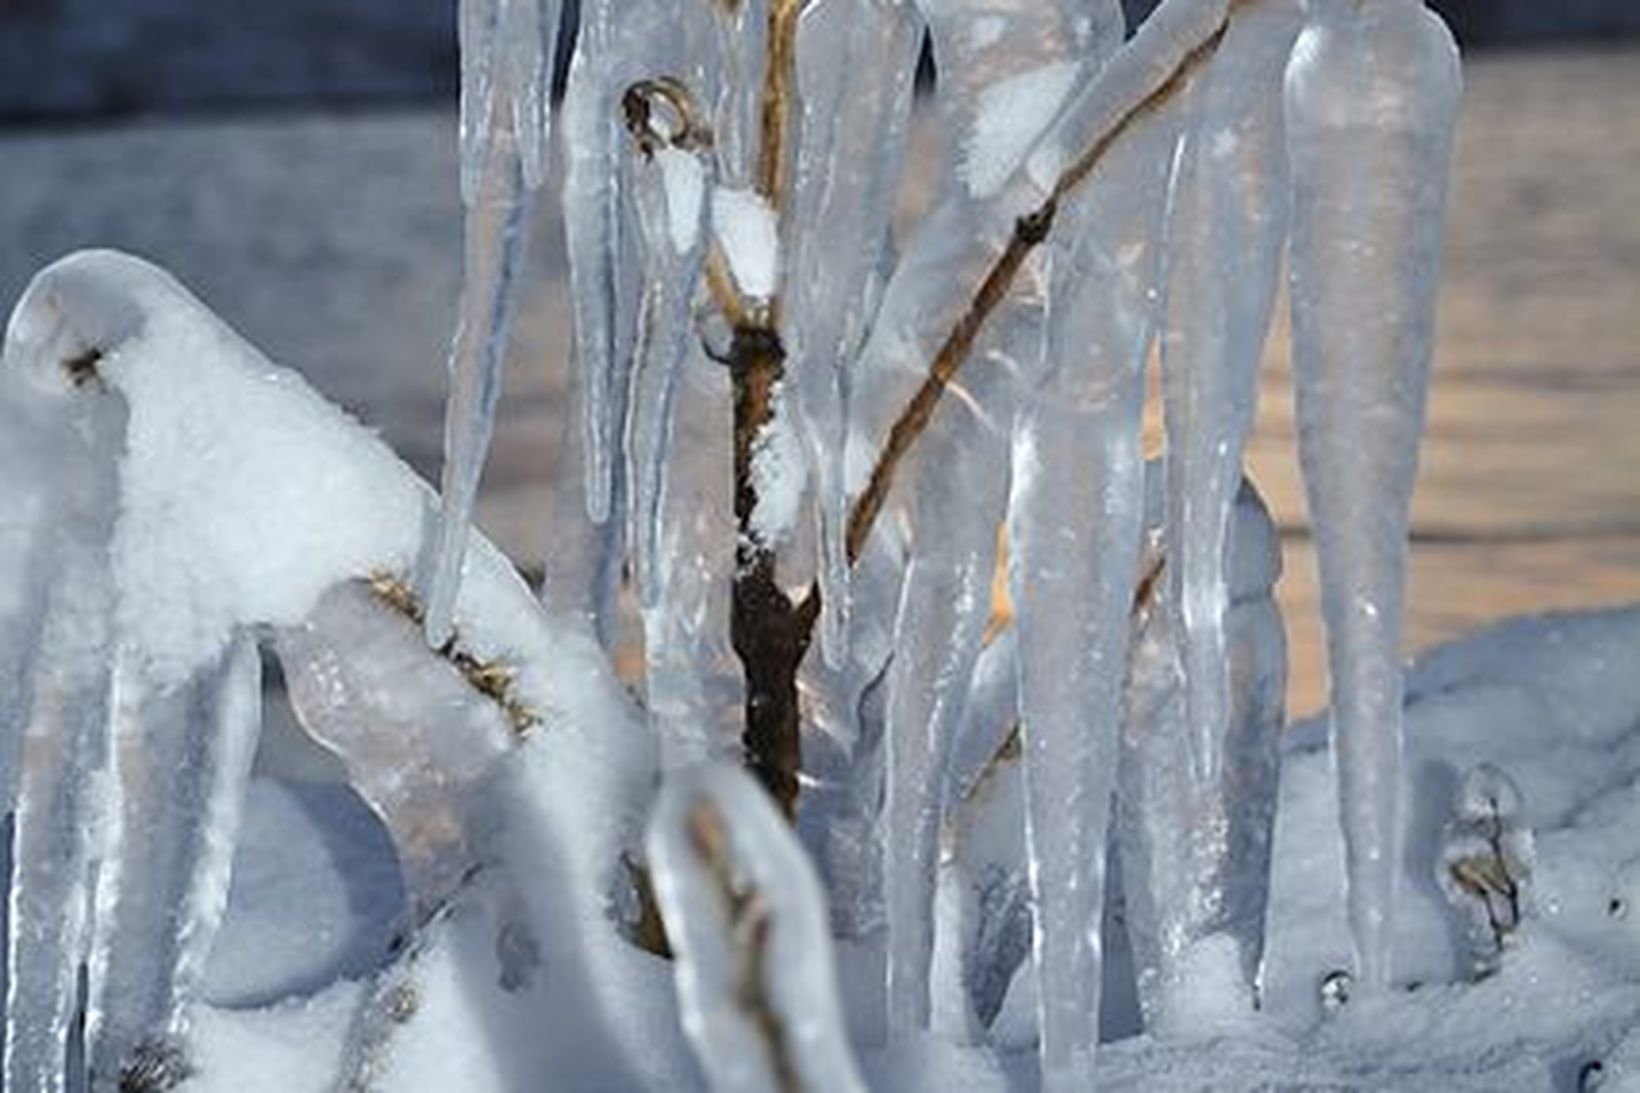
[756,0,805,207]
[839,19,1230,573]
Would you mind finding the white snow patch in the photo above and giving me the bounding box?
[712,186,780,299]
[654,145,706,254]
[750,380,808,548]
[964,62,1079,197]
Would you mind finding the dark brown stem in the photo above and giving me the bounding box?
[729,323,810,819]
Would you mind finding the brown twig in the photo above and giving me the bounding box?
[839,24,1228,574]
[756,0,805,206]
[367,572,540,735]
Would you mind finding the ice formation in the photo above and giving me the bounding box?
[1285,0,1462,992]
[0,0,1570,1089]
[422,0,560,646]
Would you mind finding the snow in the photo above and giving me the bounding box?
[748,381,807,549]
[656,147,709,255]
[711,188,780,300]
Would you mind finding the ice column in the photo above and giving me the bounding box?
[1007,3,1208,1078]
[84,635,262,1087]
[784,0,920,663]
[1159,0,1301,786]
[874,0,1124,1033]
[423,0,559,646]
[1284,0,1461,991]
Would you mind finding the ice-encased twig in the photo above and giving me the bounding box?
[84,633,262,1088]
[785,0,921,665]
[1284,0,1461,992]
[1159,0,1300,787]
[274,580,517,914]
[1007,67,1184,1090]
[422,0,560,646]
[648,763,866,1093]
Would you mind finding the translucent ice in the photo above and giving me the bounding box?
[274,581,517,912]
[1006,58,1183,1088]
[85,635,263,1087]
[1285,0,1462,992]
[1159,0,1301,786]
[648,763,866,1093]
[784,0,920,662]
[1117,474,1287,1033]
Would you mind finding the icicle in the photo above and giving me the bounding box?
[648,763,867,1093]
[1284,0,1461,992]
[1159,0,1301,787]
[423,0,560,647]
[274,580,518,913]
[785,0,921,665]
[83,633,262,1088]
[5,553,115,1093]
[881,306,1025,1033]
[1006,61,1185,1089]
[626,119,713,607]
[0,295,125,1093]
[639,343,741,761]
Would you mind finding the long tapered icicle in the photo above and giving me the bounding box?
[1008,66,1185,1092]
[561,0,706,530]
[84,633,262,1088]
[882,354,1015,1031]
[627,139,712,608]
[423,0,558,646]
[1284,0,1461,993]
[648,764,867,1093]
[785,0,921,664]
[872,0,1124,1032]
[1160,0,1301,787]
[5,550,114,1093]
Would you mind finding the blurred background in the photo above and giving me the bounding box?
[1,0,1636,716]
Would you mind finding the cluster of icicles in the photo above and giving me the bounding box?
[0,0,1460,1088]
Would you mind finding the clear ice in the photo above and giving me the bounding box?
[1159,0,1301,786]
[876,0,1123,1034]
[1285,0,1461,991]
[648,763,866,1093]
[422,0,559,646]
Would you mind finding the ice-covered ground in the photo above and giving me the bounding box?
[173,603,1640,1091]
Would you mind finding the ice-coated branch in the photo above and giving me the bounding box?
[837,0,1234,579]
[647,764,866,1093]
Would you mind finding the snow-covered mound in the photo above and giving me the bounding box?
[186,605,1640,1091]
